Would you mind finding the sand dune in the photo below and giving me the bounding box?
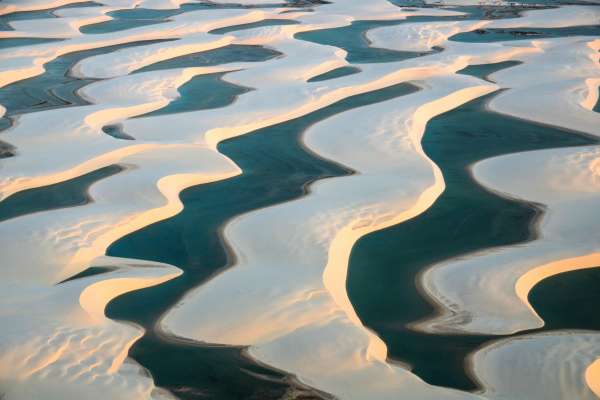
[472,331,600,400]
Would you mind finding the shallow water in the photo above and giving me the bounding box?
[138,72,252,117]
[0,37,64,50]
[134,44,282,73]
[451,25,600,43]
[209,18,299,34]
[307,66,361,82]
[529,267,600,331]
[295,18,446,63]
[0,164,122,222]
[0,1,101,31]
[456,60,521,82]
[80,17,167,34]
[0,39,173,120]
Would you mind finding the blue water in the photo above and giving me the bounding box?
[308,66,361,82]
[138,72,251,117]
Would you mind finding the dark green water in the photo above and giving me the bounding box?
[81,0,282,34]
[105,82,420,399]
[209,19,299,35]
[456,60,521,83]
[451,25,600,43]
[0,1,101,31]
[529,267,600,331]
[102,124,134,140]
[77,0,323,33]
[0,37,64,49]
[347,87,598,391]
[58,266,117,284]
[134,44,282,73]
[308,66,361,82]
[0,164,122,222]
[295,18,445,63]
[80,17,167,34]
[0,140,15,158]
[139,72,252,117]
[294,5,553,64]
[0,39,173,119]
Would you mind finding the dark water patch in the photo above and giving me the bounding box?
[0,9,59,31]
[134,44,281,73]
[0,164,123,223]
[308,66,361,82]
[58,266,117,284]
[0,39,173,118]
[347,91,598,391]
[0,37,63,50]
[80,16,167,34]
[209,18,299,34]
[0,140,15,158]
[102,124,135,140]
[0,1,101,31]
[137,72,251,117]
[457,60,522,83]
[509,0,594,5]
[98,0,317,23]
[529,267,600,331]
[449,4,546,19]
[390,0,562,20]
[451,25,600,43]
[295,18,448,63]
[0,115,13,133]
[388,1,548,19]
[106,82,420,399]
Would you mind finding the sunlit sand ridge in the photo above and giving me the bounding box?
[1,0,600,399]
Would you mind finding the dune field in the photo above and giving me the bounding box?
[0,0,599,399]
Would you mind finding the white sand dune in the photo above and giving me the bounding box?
[472,331,600,400]
[488,37,600,139]
[1,1,600,399]
[0,256,180,400]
